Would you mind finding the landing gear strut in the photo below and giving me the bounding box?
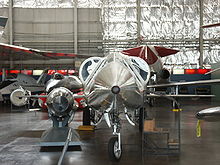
[107,94,122,161]
[108,123,122,161]
[139,107,144,132]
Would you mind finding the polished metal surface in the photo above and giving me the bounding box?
[46,75,82,93]
[196,106,220,121]
[10,88,29,106]
[80,53,150,111]
[89,60,140,109]
[46,87,77,117]
[147,79,220,88]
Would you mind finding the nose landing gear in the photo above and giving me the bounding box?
[108,135,122,161]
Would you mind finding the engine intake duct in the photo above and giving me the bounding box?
[46,87,77,117]
[158,68,170,80]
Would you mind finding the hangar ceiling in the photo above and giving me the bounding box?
[0,0,220,69]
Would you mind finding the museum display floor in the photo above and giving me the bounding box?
[0,98,220,165]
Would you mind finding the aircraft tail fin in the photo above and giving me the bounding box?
[37,69,48,85]
[122,46,179,65]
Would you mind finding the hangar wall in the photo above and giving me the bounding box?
[0,7,103,69]
[0,0,220,69]
[1,8,103,56]
[101,0,220,68]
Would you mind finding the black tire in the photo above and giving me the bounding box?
[148,98,154,107]
[139,107,144,132]
[83,106,91,125]
[108,136,122,162]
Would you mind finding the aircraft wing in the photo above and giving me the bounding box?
[147,79,220,88]
[24,94,84,98]
[146,94,215,98]
[0,43,77,61]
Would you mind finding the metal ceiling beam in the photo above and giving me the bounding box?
[9,0,14,69]
[199,0,204,68]
[136,0,141,46]
[74,0,78,54]
[1,59,80,65]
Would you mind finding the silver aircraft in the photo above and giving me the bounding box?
[79,53,150,161]
[196,107,220,122]
[78,52,220,161]
[9,50,220,161]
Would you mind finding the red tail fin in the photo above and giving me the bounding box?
[122,46,179,65]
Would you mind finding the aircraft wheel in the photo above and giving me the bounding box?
[108,136,122,161]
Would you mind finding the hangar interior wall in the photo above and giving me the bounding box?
[1,7,103,56]
[0,0,220,69]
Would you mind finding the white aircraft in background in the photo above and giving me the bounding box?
[0,70,48,102]
[196,107,220,122]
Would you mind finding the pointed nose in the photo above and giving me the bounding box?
[111,86,120,94]
[195,107,220,121]
[195,112,203,120]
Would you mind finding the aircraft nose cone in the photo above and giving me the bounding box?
[86,61,142,109]
[195,112,203,120]
[111,86,120,94]
[195,107,220,121]
[94,61,135,89]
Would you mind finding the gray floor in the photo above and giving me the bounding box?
[0,98,220,165]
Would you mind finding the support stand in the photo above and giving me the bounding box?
[78,107,95,131]
[57,128,73,165]
[40,110,81,165]
[40,127,81,147]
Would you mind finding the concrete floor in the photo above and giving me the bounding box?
[0,98,220,165]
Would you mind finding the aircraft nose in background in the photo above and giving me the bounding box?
[196,107,220,122]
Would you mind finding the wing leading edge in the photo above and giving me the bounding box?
[147,79,220,88]
[0,43,77,61]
